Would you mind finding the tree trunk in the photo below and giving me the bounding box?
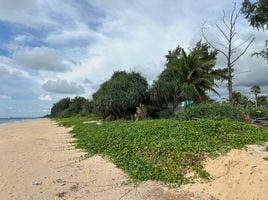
[173,95,177,110]
[227,15,233,105]
[227,67,233,104]
[255,94,258,109]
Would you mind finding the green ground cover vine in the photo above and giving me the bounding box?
[58,117,268,185]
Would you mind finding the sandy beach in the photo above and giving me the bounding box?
[0,119,267,200]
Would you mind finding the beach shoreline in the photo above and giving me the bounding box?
[0,118,40,125]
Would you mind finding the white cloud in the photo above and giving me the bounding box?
[13,47,71,72]
[0,58,31,79]
[0,66,27,79]
[52,0,235,87]
[45,22,100,45]
[14,35,28,42]
[38,95,52,101]
[0,0,78,28]
[42,79,85,94]
[0,0,35,25]
[0,95,11,100]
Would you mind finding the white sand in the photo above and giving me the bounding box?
[0,119,267,200]
[182,145,268,200]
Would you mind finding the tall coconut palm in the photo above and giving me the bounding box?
[250,85,261,108]
[175,48,220,102]
[151,42,223,109]
[232,91,251,108]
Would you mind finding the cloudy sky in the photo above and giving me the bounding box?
[0,0,267,117]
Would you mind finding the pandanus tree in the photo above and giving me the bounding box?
[251,85,261,108]
[93,71,148,119]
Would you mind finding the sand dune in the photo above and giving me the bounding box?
[0,119,267,200]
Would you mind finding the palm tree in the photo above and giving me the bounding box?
[232,91,245,106]
[257,95,267,108]
[250,85,261,108]
[232,91,252,108]
[175,48,220,102]
[152,42,223,109]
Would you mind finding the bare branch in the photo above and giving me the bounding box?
[202,27,228,58]
[233,70,251,76]
[214,41,228,50]
[231,31,238,40]
[222,10,231,31]
[231,37,255,65]
[231,12,239,29]
[230,3,236,28]
[232,35,255,52]
[230,3,238,25]
[229,3,240,42]
[231,18,239,41]
[216,24,229,41]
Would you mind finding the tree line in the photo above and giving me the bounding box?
[50,96,93,117]
[50,41,267,119]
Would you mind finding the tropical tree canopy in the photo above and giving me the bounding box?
[92,71,148,119]
[257,95,268,108]
[68,96,89,114]
[50,97,92,117]
[232,91,252,108]
[176,43,221,102]
[151,41,221,109]
[241,0,268,29]
[150,47,182,109]
[241,0,268,61]
[51,98,72,117]
[251,85,261,96]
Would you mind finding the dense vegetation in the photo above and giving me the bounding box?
[241,0,268,61]
[150,41,222,110]
[58,117,268,184]
[50,96,93,117]
[241,0,267,30]
[175,103,247,120]
[92,71,148,119]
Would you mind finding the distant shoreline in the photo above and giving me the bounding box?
[0,117,42,125]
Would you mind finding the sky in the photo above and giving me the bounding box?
[0,0,267,117]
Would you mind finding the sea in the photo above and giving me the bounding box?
[0,118,37,124]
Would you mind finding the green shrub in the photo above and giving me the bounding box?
[175,103,247,120]
[158,108,174,119]
[249,109,268,119]
[80,101,93,116]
